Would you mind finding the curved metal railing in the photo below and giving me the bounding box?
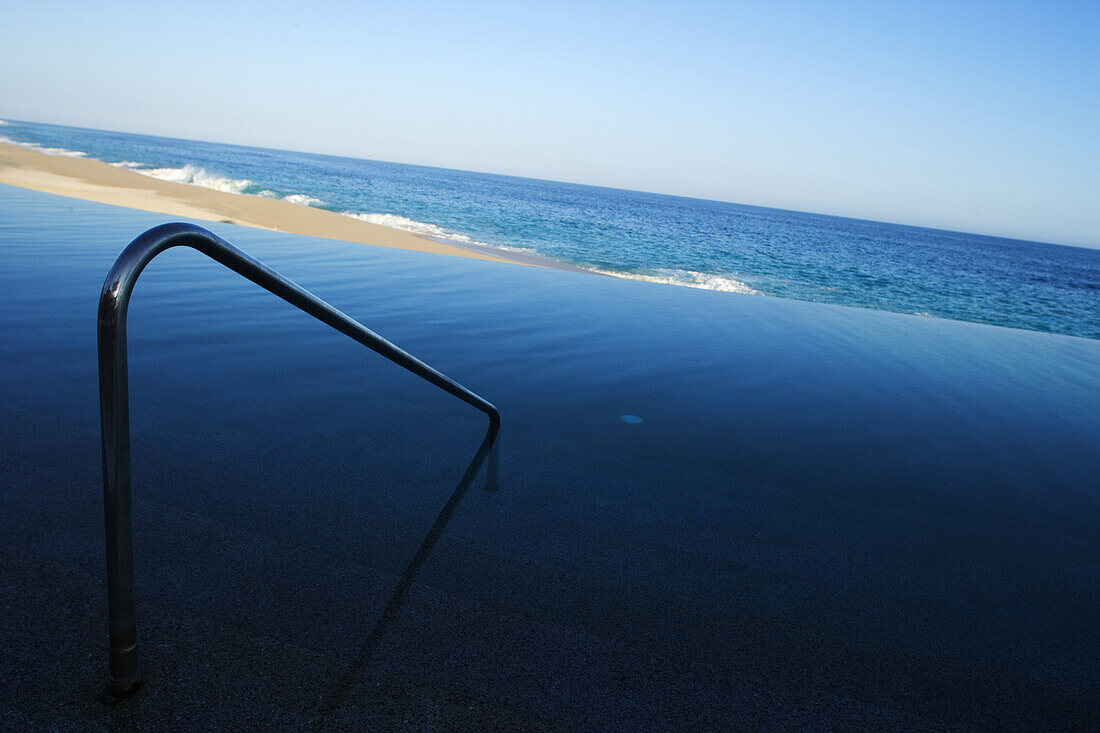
[97,222,500,701]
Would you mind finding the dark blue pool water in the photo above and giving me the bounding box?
[1,184,1097,728]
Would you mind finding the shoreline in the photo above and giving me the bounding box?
[423,236,600,274]
[0,141,540,267]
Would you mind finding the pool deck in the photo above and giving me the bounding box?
[1,184,1098,730]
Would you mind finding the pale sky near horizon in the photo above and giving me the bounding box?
[1,0,1098,247]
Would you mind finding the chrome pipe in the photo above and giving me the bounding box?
[97,222,500,701]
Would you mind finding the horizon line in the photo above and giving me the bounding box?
[3,114,1096,253]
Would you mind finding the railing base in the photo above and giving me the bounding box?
[98,676,142,706]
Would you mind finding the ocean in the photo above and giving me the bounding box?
[2,117,1098,339]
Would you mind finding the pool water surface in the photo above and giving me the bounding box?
[1,185,1097,728]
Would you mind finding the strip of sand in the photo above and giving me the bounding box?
[0,141,530,266]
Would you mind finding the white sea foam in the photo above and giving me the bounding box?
[342,211,474,241]
[132,164,252,194]
[283,193,324,206]
[0,134,86,157]
[589,266,759,295]
[476,241,537,255]
[257,190,279,198]
[109,160,145,169]
[341,211,537,255]
[0,120,9,126]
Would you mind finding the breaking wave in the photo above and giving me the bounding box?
[132,164,252,194]
[283,193,324,206]
[105,163,318,206]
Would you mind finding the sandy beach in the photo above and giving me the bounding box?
[0,141,528,265]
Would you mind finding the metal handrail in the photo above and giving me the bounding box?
[97,222,500,702]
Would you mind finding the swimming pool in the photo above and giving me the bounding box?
[1,184,1097,728]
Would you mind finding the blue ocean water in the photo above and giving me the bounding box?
[3,117,1098,339]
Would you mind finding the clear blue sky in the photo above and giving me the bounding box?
[2,0,1098,247]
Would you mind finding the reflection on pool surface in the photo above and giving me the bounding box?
[1,184,1097,728]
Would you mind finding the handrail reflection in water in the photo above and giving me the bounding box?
[320,421,497,719]
[97,222,500,702]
